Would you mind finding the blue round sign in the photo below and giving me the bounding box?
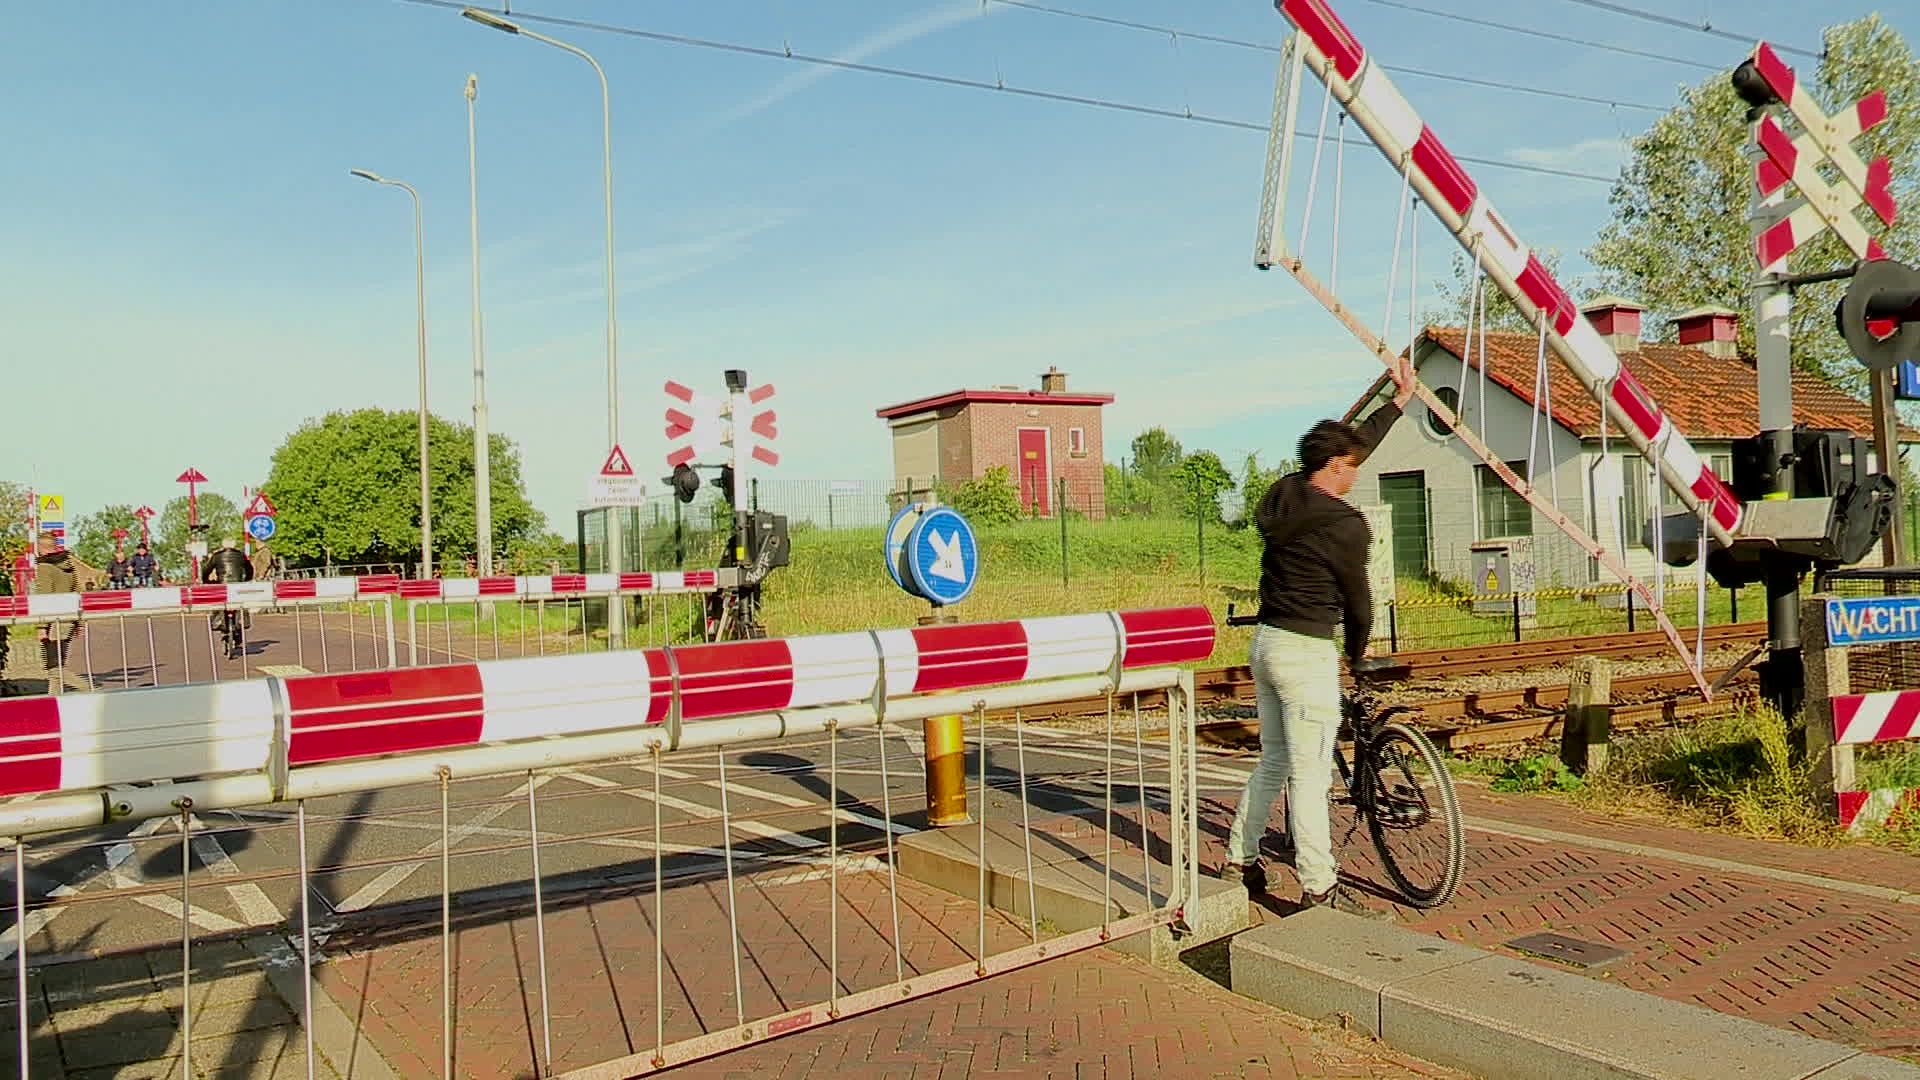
[246,514,277,542]
[883,503,919,596]
[905,505,978,606]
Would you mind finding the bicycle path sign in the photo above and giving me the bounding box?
[883,503,979,607]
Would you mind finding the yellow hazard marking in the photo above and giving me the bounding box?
[37,494,63,516]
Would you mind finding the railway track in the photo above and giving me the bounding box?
[1381,621,1763,678]
[1015,622,1767,749]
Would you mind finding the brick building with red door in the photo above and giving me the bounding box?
[876,367,1114,517]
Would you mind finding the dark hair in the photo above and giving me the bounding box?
[1298,419,1368,476]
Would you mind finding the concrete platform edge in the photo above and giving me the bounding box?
[893,825,1249,969]
[1229,910,1920,1080]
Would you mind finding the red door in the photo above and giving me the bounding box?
[1017,428,1051,516]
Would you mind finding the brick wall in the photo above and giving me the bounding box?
[936,409,972,488]
[962,401,1106,515]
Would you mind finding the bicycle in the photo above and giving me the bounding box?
[211,608,244,661]
[1339,656,1464,907]
[1225,608,1464,908]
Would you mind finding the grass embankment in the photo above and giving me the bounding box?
[1461,707,1920,854]
[761,519,1263,667]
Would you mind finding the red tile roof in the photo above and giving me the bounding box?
[1350,326,1918,442]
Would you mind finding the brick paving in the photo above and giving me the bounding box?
[313,864,1463,1078]
[3,938,340,1079]
[1174,769,1920,1066]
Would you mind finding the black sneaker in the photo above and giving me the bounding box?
[1302,885,1384,918]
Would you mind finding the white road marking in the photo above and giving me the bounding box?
[335,774,555,913]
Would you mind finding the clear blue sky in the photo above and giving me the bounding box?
[5,0,1915,533]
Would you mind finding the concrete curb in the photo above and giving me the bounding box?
[893,822,1248,968]
[1230,909,1920,1080]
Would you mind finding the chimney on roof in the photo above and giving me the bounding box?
[1039,366,1068,393]
[1580,296,1646,355]
[1671,306,1741,360]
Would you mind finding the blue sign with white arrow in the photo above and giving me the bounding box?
[906,505,978,606]
[246,514,277,542]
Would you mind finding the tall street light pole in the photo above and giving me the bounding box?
[461,7,624,639]
[350,168,434,580]
[466,73,494,576]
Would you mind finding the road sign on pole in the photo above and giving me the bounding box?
[906,505,978,606]
[589,443,647,507]
[244,492,278,519]
[246,515,278,542]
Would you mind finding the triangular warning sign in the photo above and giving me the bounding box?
[600,445,635,477]
[245,492,278,517]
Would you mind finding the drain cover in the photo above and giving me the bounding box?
[1504,932,1629,969]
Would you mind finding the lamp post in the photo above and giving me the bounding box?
[465,73,494,576]
[350,168,434,579]
[461,7,623,635]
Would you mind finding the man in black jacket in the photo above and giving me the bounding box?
[1225,356,1414,911]
[129,542,158,587]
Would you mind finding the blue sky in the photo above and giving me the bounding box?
[5,0,1916,534]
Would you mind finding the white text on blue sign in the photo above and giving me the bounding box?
[1825,596,1920,646]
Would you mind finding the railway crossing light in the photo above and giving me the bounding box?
[668,463,701,504]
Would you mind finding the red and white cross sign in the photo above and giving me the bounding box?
[1748,42,1896,266]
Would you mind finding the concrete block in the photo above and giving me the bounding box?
[894,821,1247,968]
[1801,1053,1920,1079]
[1227,908,1483,1035]
[1385,952,1857,1080]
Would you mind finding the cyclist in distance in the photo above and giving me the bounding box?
[202,537,253,657]
[1224,354,1415,912]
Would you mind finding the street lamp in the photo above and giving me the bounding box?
[461,6,624,632]
[350,168,434,580]
[465,73,494,576]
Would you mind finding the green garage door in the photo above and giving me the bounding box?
[1378,472,1428,579]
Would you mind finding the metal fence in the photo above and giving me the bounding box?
[0,607,1208,1077]
[1813,566,1920,693]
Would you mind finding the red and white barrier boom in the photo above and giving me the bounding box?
[0,569,735,626]
[1271,0,1743,546]
[0,605,1214,837]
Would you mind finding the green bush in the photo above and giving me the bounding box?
[938,465,1024,526]
[1489,754,1585,793]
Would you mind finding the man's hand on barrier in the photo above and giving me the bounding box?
[1389,353,1416,409]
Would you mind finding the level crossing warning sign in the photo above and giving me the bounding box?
[589,443,646,507]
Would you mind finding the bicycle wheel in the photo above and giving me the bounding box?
[1364,721,1463,907]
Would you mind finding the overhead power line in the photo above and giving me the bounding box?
[1552,0,1823,59]
[985,0,1669,113]
[398,1,1623,184]
[1357,0,1723,71]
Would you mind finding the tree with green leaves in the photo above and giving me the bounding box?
[1587,15,1920,389]
[1174,450,1235,522]
[155,492,241,580]
[263,409,543,569]
[1130,428,1184,488]
[73,504,140,571]
[1234,452,1296,528]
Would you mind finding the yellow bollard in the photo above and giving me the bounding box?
[923,708,972,827]
[918,612,971,826]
